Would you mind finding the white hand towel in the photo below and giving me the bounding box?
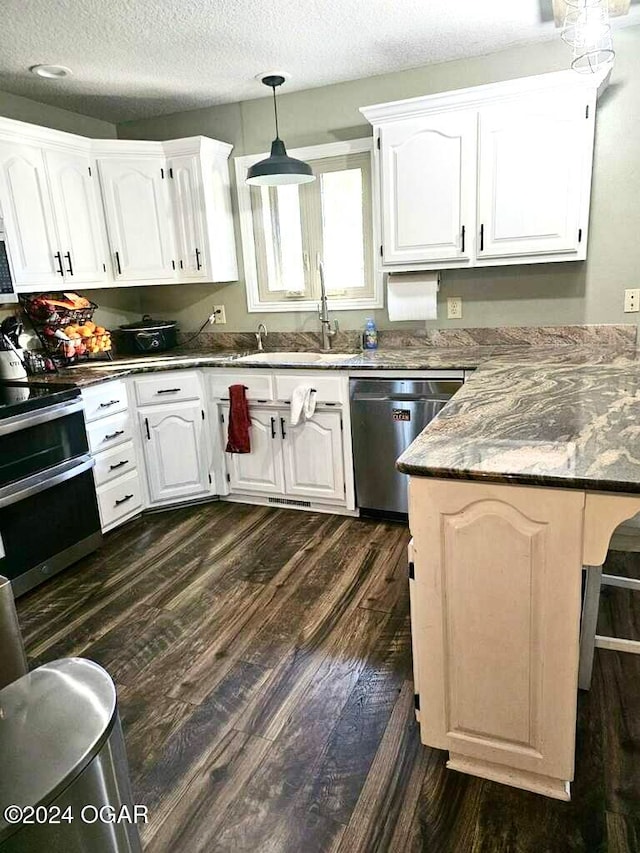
[290,384,317,426]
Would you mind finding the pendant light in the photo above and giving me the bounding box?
[246,75,316,186]
[560,0,615,74]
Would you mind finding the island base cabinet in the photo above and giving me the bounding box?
[408,477,586,800]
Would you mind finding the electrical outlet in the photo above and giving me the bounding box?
[447,296,462,320]
[212,305,227,324]
[624,289,640,313]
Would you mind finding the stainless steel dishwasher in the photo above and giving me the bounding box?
[350,377,463,516]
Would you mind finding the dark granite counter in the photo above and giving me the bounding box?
[397,345,640,493]
[27,345,499,388]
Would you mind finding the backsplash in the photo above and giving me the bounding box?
[178,324,637,353]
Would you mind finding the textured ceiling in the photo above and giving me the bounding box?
[1,0,639,124]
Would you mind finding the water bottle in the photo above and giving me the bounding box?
[363,318,378,350]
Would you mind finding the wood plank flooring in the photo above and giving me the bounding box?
[15,502,640,852]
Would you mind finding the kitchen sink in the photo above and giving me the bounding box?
[237,351,323,363]
[237,351,354,364]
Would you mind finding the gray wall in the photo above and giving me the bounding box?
[118,27,640,333]
[0,89,116,138]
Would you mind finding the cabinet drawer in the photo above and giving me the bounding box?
[134,372,201,406]
[209,371,274,402]
[86,411,133,453]
[82,380,128,423]
[275,374,344,404]
[93,440,138,487]
[97,471,142,529]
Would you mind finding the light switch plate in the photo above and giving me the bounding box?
[447,296,462,320]
[624,289,640,313]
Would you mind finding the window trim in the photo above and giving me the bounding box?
[235,138,382,313]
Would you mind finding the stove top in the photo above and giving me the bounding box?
[0,380,80,420]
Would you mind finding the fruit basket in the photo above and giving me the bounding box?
[20,293,113,365]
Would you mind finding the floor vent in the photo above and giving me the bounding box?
[268,497,312,508]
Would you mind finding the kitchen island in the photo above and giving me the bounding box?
[397,346,640,800]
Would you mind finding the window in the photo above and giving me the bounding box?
[235,139,381,313]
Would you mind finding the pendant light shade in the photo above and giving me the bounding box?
[246,75,316,186]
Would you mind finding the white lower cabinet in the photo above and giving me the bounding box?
[283,411,345,502]
[82,379,142,532]
[222,405,346,505]
[139,401,211,504]
[223,407,285,496]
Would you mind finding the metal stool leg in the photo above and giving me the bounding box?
[578,565,603,691]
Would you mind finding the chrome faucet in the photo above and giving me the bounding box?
[318,261,338,352]
[255,322,268,351]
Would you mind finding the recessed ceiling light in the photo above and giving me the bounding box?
[30,64,73,79]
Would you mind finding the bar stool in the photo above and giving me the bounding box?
[578,561,640,690]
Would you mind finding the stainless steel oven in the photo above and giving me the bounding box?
[0,389,102,596]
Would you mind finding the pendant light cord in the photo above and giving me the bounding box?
[272,85,280,139]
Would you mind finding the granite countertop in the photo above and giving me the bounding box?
[29,345,501,387]
[397,345,640,493]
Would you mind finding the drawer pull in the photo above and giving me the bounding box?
[156,388,181,394]
[114,494,134,506]
[99,399,120,409]
[109,460,129,471]
[104,429,125,441]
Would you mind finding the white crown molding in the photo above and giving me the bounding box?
[360,68,610,125]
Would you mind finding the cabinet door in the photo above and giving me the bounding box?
[380,111,477,264]
[0,141,61,288]
[98,157,175,281]
[477,95,589,259]
[409,478,585,790]
[44,148,108,285]
[282,410,345,502]
[223,406,284,495]
[167,155,208,280]
[140,402,209,503]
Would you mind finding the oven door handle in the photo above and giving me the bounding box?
[0,398,85,438]
[0,455,95,509]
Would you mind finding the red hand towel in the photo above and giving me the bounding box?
[226,384,251,454]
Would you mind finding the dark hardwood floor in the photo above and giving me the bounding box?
[15,502,640,852]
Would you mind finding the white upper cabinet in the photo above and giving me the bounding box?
[0,120,238,291]
[44,147,108,285]
[167,153,208,280]
[380,112,476,265]
[362,69,603,271]
[0,141,61,289]
[97,156,176,282]
[164,138,238,284]
[477,95,589,260]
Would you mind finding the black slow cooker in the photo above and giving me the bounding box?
[115,315,179,355]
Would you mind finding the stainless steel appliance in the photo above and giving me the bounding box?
[0,658,142,853]
[0,575,27,690]
[350,377,463,516]
[0,382,102,596]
